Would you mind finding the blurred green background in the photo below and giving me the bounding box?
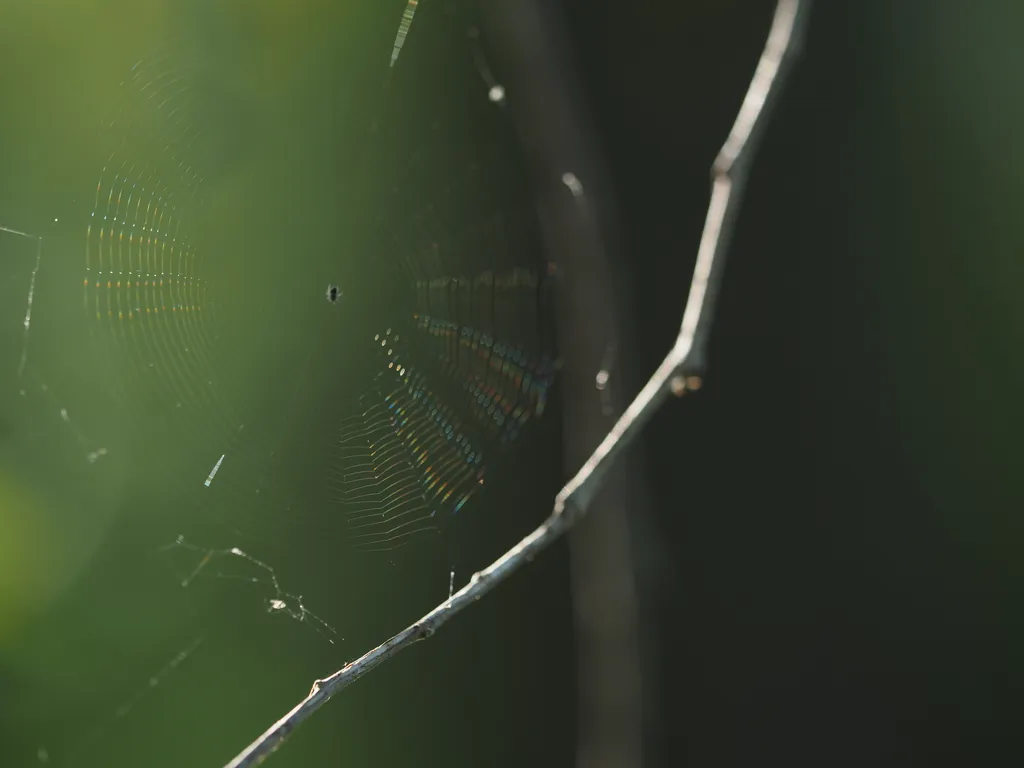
[3,0,1024,766]
[0,1,568,766]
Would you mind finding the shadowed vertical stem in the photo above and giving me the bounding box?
[476,0,643,764]
[222,1,811,765]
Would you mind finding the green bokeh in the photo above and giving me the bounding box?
[861,0,1024,592]
[0,2,571,766]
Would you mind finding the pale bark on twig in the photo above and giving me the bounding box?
[222,1,811,765]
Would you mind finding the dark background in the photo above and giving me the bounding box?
[1,0,1022,766]
[536,0,1024,763]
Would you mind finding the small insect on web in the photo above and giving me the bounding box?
[161,535,338,644]
[218,0,815,764]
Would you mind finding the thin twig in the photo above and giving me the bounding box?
[222,1,811,765]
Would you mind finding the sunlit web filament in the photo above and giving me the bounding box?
[162,535,337,643]
[334,390,441,551]
[2,224,43,379]
[51,636,205,766]
[333,331,493,551]
[81,45,301,532]
[390,0,419,68]
[204,453,225,486]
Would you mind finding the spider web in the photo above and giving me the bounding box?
[80,40,305,534]
[332,188,557,552]
[1,4,560,765]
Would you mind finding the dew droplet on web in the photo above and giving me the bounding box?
[562,171,584,197]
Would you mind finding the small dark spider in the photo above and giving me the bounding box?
[326,284,341,304]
